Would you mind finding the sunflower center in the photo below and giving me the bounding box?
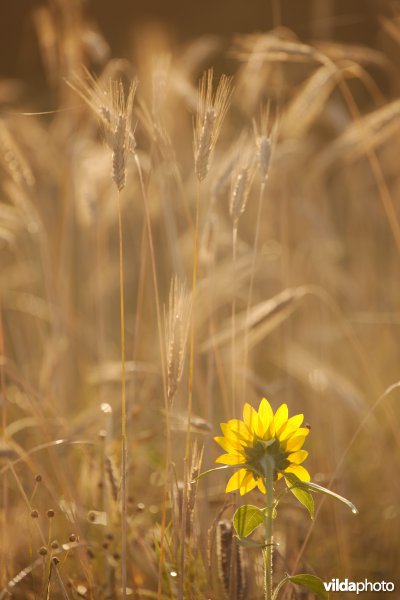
[244,437,290,479]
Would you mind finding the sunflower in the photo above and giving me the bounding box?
[214,398,310,496]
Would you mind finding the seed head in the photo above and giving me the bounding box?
[257,136,272,181]
[194,69,233,181]
[253,104,277,182]
[67,69,137,192]
[229,164,252,229]
[216,520,246,599]
[164,276,191,405]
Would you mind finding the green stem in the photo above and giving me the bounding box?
[271,575,288,600]
[262,459,274,600]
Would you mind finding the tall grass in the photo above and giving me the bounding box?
[1,2,400,599]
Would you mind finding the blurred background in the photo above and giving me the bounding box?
[0,0,394,80]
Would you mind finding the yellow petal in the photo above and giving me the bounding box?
[218,433,247,450]
[222,420,252,443]
[214,436,244,453]
[270,403,288,436]
[284,431,309,452]
[225,468,247,493]
[286,426,310,441]
[257,479,266,494]
[216,453,246,465]
[243,403,261,436]
[284,464,311,482]
[278,414,304,441]
[287,450,308,465]
[258,398,274,437]
[239,472,257,495]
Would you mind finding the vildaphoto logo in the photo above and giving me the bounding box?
[324,579,395,594]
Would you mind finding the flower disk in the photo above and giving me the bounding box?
[214,398,310,496]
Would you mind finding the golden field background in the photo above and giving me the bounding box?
[1,0,400,598]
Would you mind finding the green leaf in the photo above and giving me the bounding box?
[285,477,314,519]
[288,574,329,599]
[234,535,265,548]
[285,473,358,514]
[233,505,265,538]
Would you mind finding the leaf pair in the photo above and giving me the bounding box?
[232,505,330,598]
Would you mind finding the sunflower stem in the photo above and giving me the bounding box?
[262,458,274,600]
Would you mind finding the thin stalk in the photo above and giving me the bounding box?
[133,155,169,599]
[229,224,240,600]
[262,458,274,600]
[134,154,168,401]
[231,226,238,413]
[9,461,47,545]
[0,308,8,586]
[242,180,266,400]
[117,190,128,600]
[178,181,201,600]
[186,180,201,456]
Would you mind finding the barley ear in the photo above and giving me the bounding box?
[194,68,234,181]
